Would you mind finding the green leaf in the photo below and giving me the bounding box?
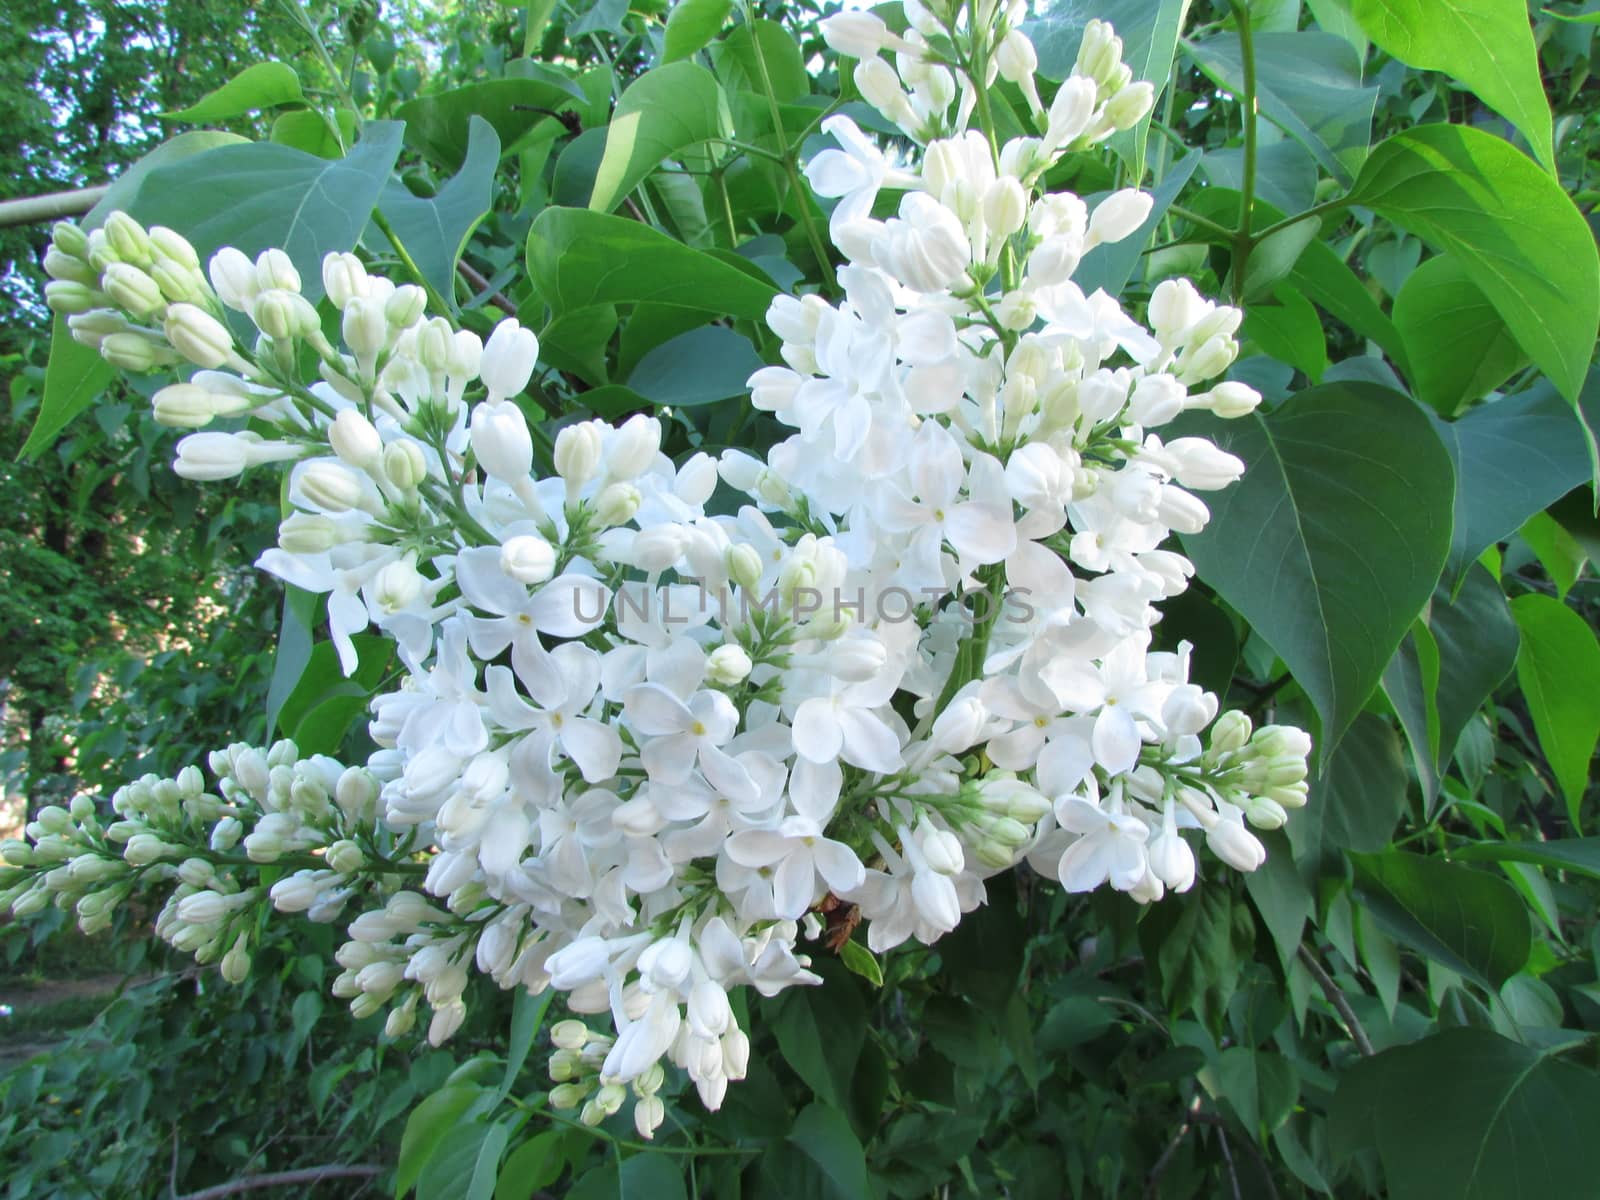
[124,122,405,302]
[1510,592,1600,828]
[664,0,734,61]
[1436,372,1600,588]
[1285,712,1408,864]
[1174,384,1455,755]
[626,326,762,407]
[265,586,320,739]
[1138,885,1255,1034]
[1350,0,1555,173]
[589,62,730,214]
[1330,1028,1600,1199]
[271,110,344,158]
[1242,286,1328,381]
[398,78,579,169]
[1076,152,1200,297]
[1347,124,1600,405]
[526,207,778,319]
[21,317,115,460]
[1209,1047,1300,1141]
[493,1132,563,1200]
[784,1103,871,1200]
[162,61,304,122]
[839,939,884,987]
[1287,240,1412,374]
[466,1121,511,1200]
[83,130,250,229]
[711,19,810,102]
[276,634,395,755]
[1185,31,1378,181]
[375,115,501,310]
[499,988,552,1101]
[1350,851,1531,988]
[763,964,867,1110]
[1382,618,1441,800]
[1243,830,1314,968]
[1428,565,1519,766]
[1453,838,1600,879]
[1393,256,1528,416]
[1520,511,1588,597]
[396,1084,488,1197]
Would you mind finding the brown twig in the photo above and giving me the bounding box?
[455,260,517,316]
[1298,944,1377,1058]
[174,1164,384,1200]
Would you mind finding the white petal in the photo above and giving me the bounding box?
[791,698,844,763]
[624,683,694,735]
[560,717,622,783]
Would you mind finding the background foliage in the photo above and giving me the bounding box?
[4,0,1600,1196]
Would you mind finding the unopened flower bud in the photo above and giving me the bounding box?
[43,248,95,285]
[1207,819,1266,872]
[1210,709,1252,754]
[152,383,219,428]
[165,303,238,369]
[984,178,1028,239]
[44,280,100,315]
[480,318,540,399]
[51,221,89,260]
[470,399,533,483]
[821,11,890,57]
[255,248,301,293]
[706,644,754,686]
[102,262,164,318]
[382,439,429,491]
[385,284,425,329]
[101,332,169,372]
[1104,81,1155,130]
[342,297,388,359]
[726,544,764,592]
[593,481,641,527]
[104,212,153,266]
[1087,189,1152,248]
[1199,380,1261,419]
[555,422,603,494]
[330,409,383,470]
[606,414,662,481]
[149,227,198,269]
[209,247,260,311]
[300,461,368,513]
[501,534,556,584]
[322,252,369,308]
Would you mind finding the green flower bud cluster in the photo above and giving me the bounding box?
[547,1019,668,1139]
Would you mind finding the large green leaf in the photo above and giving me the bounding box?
[1428,565,1519,766]
[1285,712,1408,865]
[1393,256,1527,416]
[374,115,501,311]
[1175,384,1455,753]
[1350,0,1555,173]
[276,634,395,756]
[1453,837,1600,879]
[773,1103,872,1200]
[1347,124,1600,405]
[663,0,734,62]
[1185,31,1378,181]
[123,121,405,302]
[711,19,810,102]
[1510,592,1600,829]
[589,61,731,214]
[397,78,580,169]
[1286,240,1412,374]
[1076,152,1199,297]
[21,317,115,461]
[1137,885,1255,1033]
[162,61,304,123]
[1350,851,1531,988]
[24,131,250,458]
[1436,371,1600,588]
[1331,1028,1600,1199]
[625,326,763,407]
[525,207,778,319]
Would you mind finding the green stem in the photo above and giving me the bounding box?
[1247,196,1351,246]
[278,0,362,140]
[1166,204,1237,242]
[741,4,836,289]
[1229,1,1260,303]
[371,210,453,316]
